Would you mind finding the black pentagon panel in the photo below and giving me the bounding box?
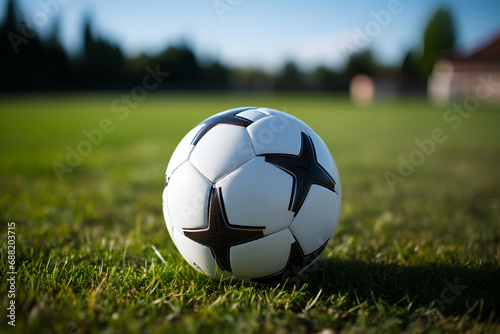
[252,239,329,284]
[183,186,266,273]
[259,132,337,216]
[191,107,256,145]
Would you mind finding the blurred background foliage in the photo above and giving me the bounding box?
[0,0,457,93]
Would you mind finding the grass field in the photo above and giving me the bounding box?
[1,92,499,333]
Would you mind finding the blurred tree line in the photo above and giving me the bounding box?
[0,0,455,93]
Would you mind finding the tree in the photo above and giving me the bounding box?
[400,49,425,93]
[343,49,378,78]
[202,60,229,89]
[0,0,44,92]
[79,17,125,88]
[310,65,341,91]
[419,8,456,76]
[155,43,201,88]
[31,18,72,90]
[276,61,303,90]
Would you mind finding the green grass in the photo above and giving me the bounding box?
[1,92,499,333]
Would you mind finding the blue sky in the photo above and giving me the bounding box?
[3,0,500,71]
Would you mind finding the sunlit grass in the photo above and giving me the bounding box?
[0,93,499,333]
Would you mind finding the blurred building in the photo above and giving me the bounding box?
[428,33,500,105]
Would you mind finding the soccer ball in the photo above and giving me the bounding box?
[162,107,341,283]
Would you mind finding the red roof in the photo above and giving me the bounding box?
[464,32,500,62]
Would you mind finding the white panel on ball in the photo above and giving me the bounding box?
[167,161,211,230]
[230,228,295,279]
[204,106,257,121]
[216,157,295,234]
[257,108,313,132]
[165,124,204,180]
[305,130,341,197]
[236,108,269,122]
[247,115,302,156]
[162,186,175,239]
[190,124,256,182]
[173,228,216,276]
[289,185,340,255]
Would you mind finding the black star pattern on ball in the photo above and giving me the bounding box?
[191,107,256,145]
[183,186,266,273]
[260,132,337,216]
[253,239,329,284]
